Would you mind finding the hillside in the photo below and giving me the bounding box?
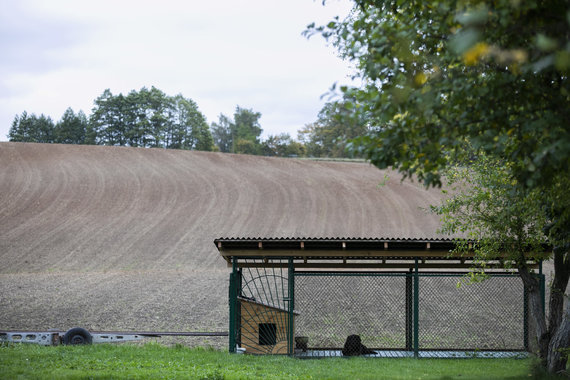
[0,142,446,335]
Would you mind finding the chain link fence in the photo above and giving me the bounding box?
[295,273,408,350]
[294,271,527,357]
[417,273,525,351]
[229,260,531,357]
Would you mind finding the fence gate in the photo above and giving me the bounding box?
[228,258,295,355]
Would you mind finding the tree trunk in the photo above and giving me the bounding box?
[548,249,570,334]
[518,264,550,365]
[546,248,570,374]
[519,247,569,372]
[547,294,569,374]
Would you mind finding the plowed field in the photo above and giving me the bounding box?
[1,142,542,345]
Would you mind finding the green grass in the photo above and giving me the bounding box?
[0,343,562,380]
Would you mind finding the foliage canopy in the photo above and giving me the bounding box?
[312,0,570,372]
[90,87,213,150]
[312,0,570,188]
[298,98,368,158]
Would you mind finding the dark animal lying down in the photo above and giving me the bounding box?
[342,334,377,356]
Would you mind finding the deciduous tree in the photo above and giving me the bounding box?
[262,133,306,157]
[233,106,263,154]
[90,89,127,146]
[312,0,570,187]
[89,87,212,151]
[211,106,264,154]
[211,114,234,153]
[432,156,569,371]
[313,0,570,372]
[298,99,367,158]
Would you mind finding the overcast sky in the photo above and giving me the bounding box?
[0,0,356,142]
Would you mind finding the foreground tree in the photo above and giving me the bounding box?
[313,0,569,372]
[313,0,570,186]
[432,156,569,371]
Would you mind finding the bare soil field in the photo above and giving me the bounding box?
[0,142,559,348]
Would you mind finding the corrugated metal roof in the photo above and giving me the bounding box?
[213,237,542,271]
[214,237,459,242]
[214,237,462,250]
[214,237,464,264]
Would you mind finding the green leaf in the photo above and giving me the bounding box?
[450,29,481,55]
[535,33,559,52]
[456,7,489,26]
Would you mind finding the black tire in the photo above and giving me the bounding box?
[63,327,92,345]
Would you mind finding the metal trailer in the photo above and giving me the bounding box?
[0,328,228,346]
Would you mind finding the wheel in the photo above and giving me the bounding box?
[63,327,92,345]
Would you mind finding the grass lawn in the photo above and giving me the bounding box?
[0,343,563,379]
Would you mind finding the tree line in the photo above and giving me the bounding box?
[8,87,367,158]
[8,87,213,151]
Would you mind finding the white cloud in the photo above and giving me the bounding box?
[0,0,355,140]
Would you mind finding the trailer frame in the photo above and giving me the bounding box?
[0,328,228,346]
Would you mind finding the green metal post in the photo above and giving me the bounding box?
[236,268,242,348]
[413,258,419,358]
[405,270,413,351]
[288,258,295,356]
[523,285,529,351]
[237,268,242,297]
[539,260,545,314]
[228,257,238,353]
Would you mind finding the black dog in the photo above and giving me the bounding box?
[342,334,377,356]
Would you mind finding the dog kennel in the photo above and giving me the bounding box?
[215,237,543,358]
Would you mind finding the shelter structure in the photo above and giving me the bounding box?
[215,237,544,358]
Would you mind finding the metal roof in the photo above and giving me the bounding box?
[215,237,459,250]
[214,237,541,270]
[214,237,483,269]
[215,237,457,241]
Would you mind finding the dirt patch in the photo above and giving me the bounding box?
[0,270,226,331]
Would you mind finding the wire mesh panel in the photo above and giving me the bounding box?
[293,271,526,357]
[238,261,290,312]
[230,258,292,355]
[418,274,526,351]
[295,272,409,353]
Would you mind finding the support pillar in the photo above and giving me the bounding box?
[405,269,413,351]
[287,258,295,356]
[228,257,238,353]
[413,258,419,358]
[523,284,529,351]
[539,260,545,314]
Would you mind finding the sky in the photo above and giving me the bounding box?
[0,0,356,142]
